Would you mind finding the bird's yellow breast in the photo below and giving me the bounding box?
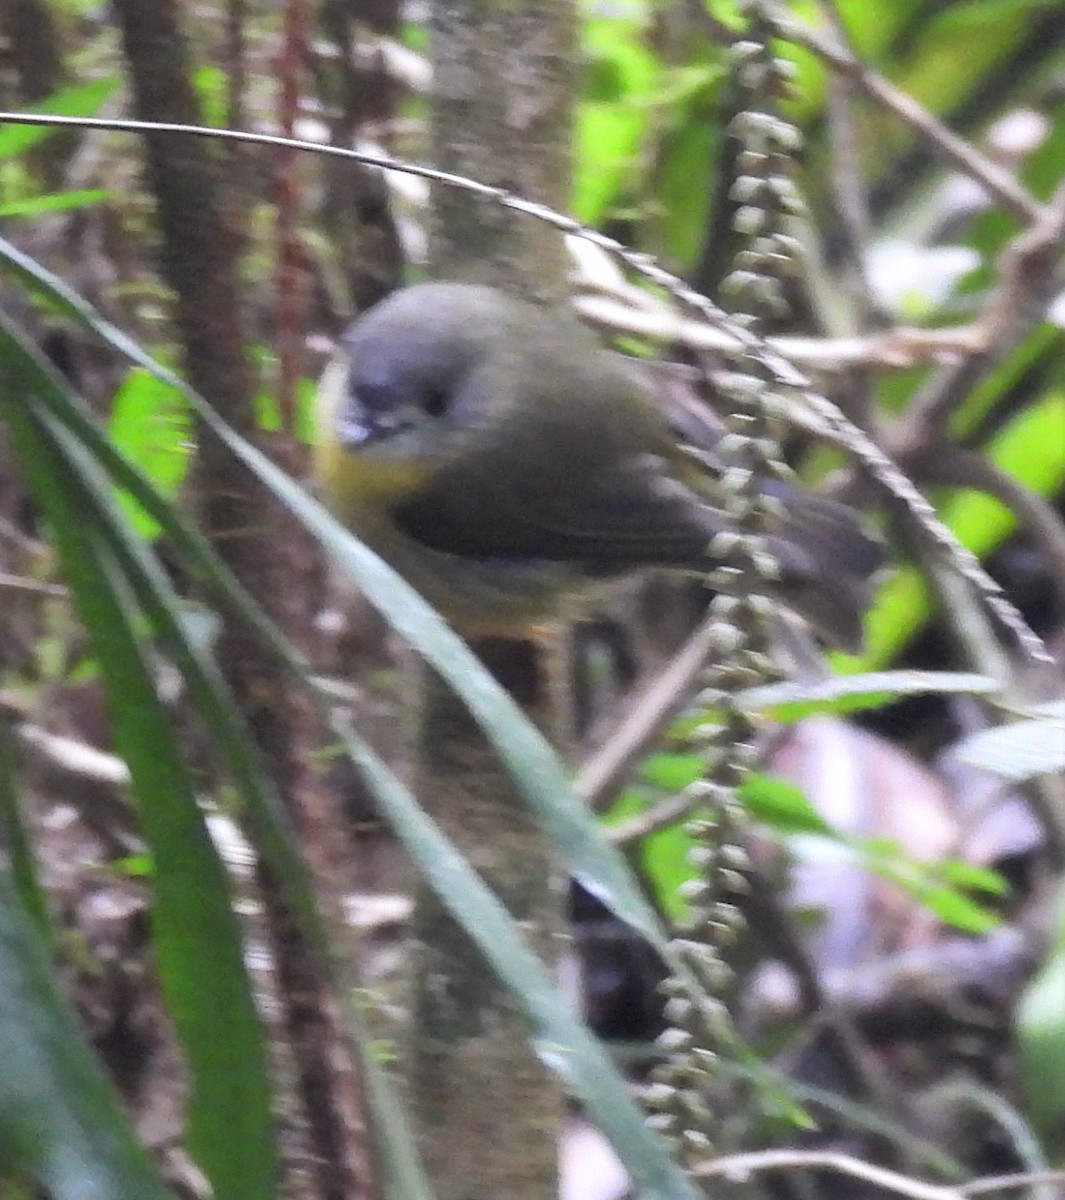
[315,436,434,512]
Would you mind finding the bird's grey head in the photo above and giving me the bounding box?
[335,283,505,448]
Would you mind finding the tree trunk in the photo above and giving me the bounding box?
[406,1,578,1196]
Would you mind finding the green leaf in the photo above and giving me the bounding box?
[0,79,118,160]
[895,0,1053,118]
[335,715,699,1200]
[838,391,1065,669]
[641,799,703,923]
[740,775,834,837]
[629,761,834,838]
[949,326,1062,440]
[574,17,660,223]
[937,859,1008,896]
[0,245,684,1193]
[1,324,275,1200]
[107,369,192,538]
[857,847,1000,934]
[954,712,1065,782]
[655,117,717,268]
[0,710,50,938]
[0,863,174,1200]
[0,189,110,217]
[605,772,831,922]
[1019,882,1065,1147]
[738,671,1000,722]
[0,323,436,1200]
[616,769,1002,932]
[192,65,230,128]
[638,751,704,793]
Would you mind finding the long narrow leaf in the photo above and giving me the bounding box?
[0,707,49,934]
[0,863,174,1200]
[334,715,699,1200]
[57,457,435,1200]
[1,363,274,1200]
[1019,881,1065,1148]
[738,670,1000,721]
[0,316,437,1200]
[0,79,117,160]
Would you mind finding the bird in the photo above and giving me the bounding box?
[314,281,882,648]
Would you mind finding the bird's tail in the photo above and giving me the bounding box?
[763,480,885,652]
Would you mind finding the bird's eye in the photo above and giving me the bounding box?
[422,387,449,418]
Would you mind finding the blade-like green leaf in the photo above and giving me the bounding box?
[0,704,50,936]
[954,713,1065,782]
[0,864,173,1200]
[107,368,192,538]
[0,306,694,1196]
[0,79,118,160]
[217,429,666,944]
[1019,881,1065,1149]
[0,189,110,217]
[844,392,1065,670]
[0,320,436,1200]
[738,670,1000,722]
[333,715,699,1200]
[1,347,274,1200]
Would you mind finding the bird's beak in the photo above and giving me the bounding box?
[337,406,420,447]
[337,374,422,448]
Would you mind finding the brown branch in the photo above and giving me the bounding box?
[577,610,720,812]
[0,572,67,597]
[696,1148,965,1199]
[766,2,1043,225]
[814,0,885,335]
[273,0,310,431]
[574,292,988,374]
[893,180,1065,447]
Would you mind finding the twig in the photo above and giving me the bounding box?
[16,723,131,786]
[701,1150,1065,1197]
[894,179,1065,445]
[696,1148,963,1198]
[814,1,884,334]
[963,1170,1065,1196]
[574,291,986,372]
[576,610,719,811]
[0,515,49,556]
[0,571,67,597]
[766,2,1043,225]
[606,791,700,844]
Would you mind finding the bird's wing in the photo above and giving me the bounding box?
[393,440,884,649]
[393,451,720,569]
